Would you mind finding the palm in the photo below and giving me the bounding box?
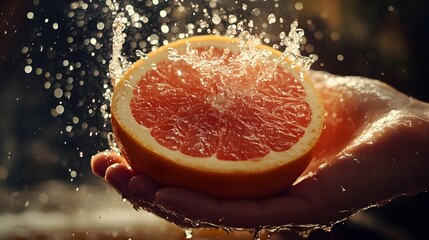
[91,71,429,229]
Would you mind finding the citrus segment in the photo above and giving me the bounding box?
[111,35,324,199]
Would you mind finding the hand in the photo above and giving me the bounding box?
[91,71,429,229]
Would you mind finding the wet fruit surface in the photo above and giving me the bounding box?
[131,57,311,160]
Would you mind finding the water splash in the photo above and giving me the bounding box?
[279,20,318,71]
[109,13,131,88]
[167,20,315,83]
[107,132,120,154]
[164,21,316,112]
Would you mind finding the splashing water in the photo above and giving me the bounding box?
[165,24,317,100]
[109,13,129,87]
[280,20,318,70]
[108,16,317,123]
[166,32,278,98]
[167,33,275,82]
[110,18,316,87]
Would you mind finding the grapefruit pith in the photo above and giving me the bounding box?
[111,35,324,199]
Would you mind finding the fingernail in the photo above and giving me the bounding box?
[91,151,122,178]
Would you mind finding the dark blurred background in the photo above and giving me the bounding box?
[0,0,428,239]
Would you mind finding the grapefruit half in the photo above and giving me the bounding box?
[111,35,325,199]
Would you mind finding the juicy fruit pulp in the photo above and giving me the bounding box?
[131,54,312,161]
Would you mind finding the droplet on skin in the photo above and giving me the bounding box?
[184,228,193,239]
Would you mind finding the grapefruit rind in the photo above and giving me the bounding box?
[111,35,324,199]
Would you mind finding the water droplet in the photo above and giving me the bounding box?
[135,49,148,59]
[295,2,304,11]
[54,88,63,98]
[184,228,193,239]
[27,12,34,20]
[148,33,159,45]
[267,14,276,24]
[38,193,49,204]
[24,65,32,74]
[70,170,77,178]
[228,15,237,24]
[212,14,221,25]
[251,8,261,16]
[161,24,169,33]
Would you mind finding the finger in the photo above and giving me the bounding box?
[91,151,128,178]
[156,188,238,227]
[126,181,200,227]
[155,178,342,229]
[128,175,160,202]
[156,188,279,228]
[102,164,192,227]
[105,163,135,195]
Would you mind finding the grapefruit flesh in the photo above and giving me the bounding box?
[131,60,311,160]
[111,35,324,199]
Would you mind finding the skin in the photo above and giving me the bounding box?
[91,71,429,229]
